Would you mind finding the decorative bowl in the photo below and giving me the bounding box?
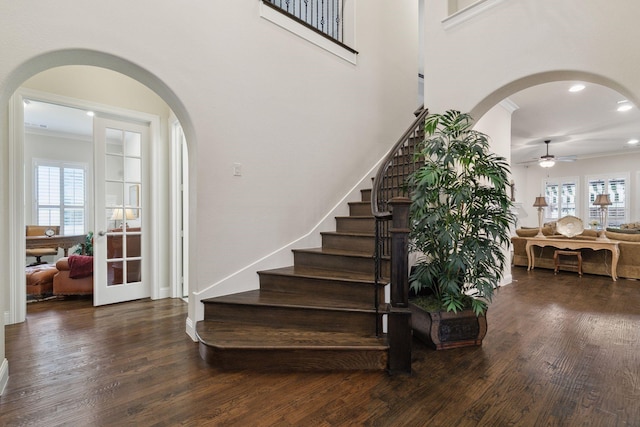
[556,215,584,238]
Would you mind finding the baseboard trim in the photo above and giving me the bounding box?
[158,287,171,300]
[185,317,196,342]
[500,273,514,286]
[0,358,9,396]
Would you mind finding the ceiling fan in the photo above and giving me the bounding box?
[538,139,576,168]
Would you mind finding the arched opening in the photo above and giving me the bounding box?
[470,70,639,121]
[473,70,640,238]
[1,50,196,326]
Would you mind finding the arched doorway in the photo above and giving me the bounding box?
[472,72,640,238]
[1,51,195,326]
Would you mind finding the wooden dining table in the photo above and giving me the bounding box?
[26,234,86,256]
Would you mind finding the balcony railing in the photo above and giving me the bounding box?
[263,0,344,44]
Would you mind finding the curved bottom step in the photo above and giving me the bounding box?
[196,321,388,371]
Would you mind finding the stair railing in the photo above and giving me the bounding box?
[371,106,429,373]
[262,0,356,53]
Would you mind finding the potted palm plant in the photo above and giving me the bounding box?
[407,110,515,350]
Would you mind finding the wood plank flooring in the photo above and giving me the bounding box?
[2,267,639,426]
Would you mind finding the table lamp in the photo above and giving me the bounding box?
[533,196,548,238]
[593,194,612,241]
[111,206,135,229]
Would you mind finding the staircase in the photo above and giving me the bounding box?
[195,188,391,371]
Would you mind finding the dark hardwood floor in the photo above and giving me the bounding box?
[2,267,639,426]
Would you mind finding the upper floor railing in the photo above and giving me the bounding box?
[263,0,345,44]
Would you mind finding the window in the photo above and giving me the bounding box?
[587,175,628,227]
[35,160,87,235]
[544,177,578,221]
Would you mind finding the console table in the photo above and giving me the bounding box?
[26,234,86,256]
[525,237,620,281]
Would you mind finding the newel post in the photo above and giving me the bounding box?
[387,197,412,374]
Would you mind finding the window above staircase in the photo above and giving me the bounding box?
[260,0,358,63]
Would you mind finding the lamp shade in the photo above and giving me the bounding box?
[533,196,548,208]
[593,194,612,206]
[110,207,135,220]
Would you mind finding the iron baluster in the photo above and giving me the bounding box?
[264,0,344,43]
[371,106,429,373]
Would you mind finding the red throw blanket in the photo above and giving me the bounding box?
[68,255,93,279]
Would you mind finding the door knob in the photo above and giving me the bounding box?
[98,230,107,236]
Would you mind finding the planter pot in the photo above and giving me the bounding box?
[409,302,487,350]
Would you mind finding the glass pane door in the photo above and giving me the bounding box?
[94,117,148,306]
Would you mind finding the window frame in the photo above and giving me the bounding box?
[543,176,580,223]
[33,158,88,236]
[585,173,630,228]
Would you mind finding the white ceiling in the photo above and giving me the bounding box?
[509,81,640,166]
[23,99,93,138]
[23,82,640,166]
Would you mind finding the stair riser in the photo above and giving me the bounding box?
[360,189,371,202]
[204,303,378,335]
[199,344,388,371]
[294,251,389,277]
[336,217,375,233]
[258,272,383,305]
[349,202,372,216]
[321,233,375,253]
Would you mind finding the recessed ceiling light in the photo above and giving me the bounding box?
[628,139,639,145]
[86,111,95,117]
[617,101,633,112]
[569,84,585,92]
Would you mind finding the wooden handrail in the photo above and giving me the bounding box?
[370,106,429,373]
[371,106,429,219]
[261,0,358,54]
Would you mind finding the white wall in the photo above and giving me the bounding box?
[423,0,640,118]
[473,102,514,284]
[473,101,513,163]
[449,0,480,14]
[422,0,640,229]
[0,1,420,369]
[512,153,640,228]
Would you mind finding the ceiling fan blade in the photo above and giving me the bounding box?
[557,155,577,162]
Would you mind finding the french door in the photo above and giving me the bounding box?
[93,117,149,306]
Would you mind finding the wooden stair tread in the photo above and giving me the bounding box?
[202,289,375,311]
[196,321,388,350]
[320,230,375,237]
[293,247,375,258]
[197,184,395,371]
[259,265,381,284]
